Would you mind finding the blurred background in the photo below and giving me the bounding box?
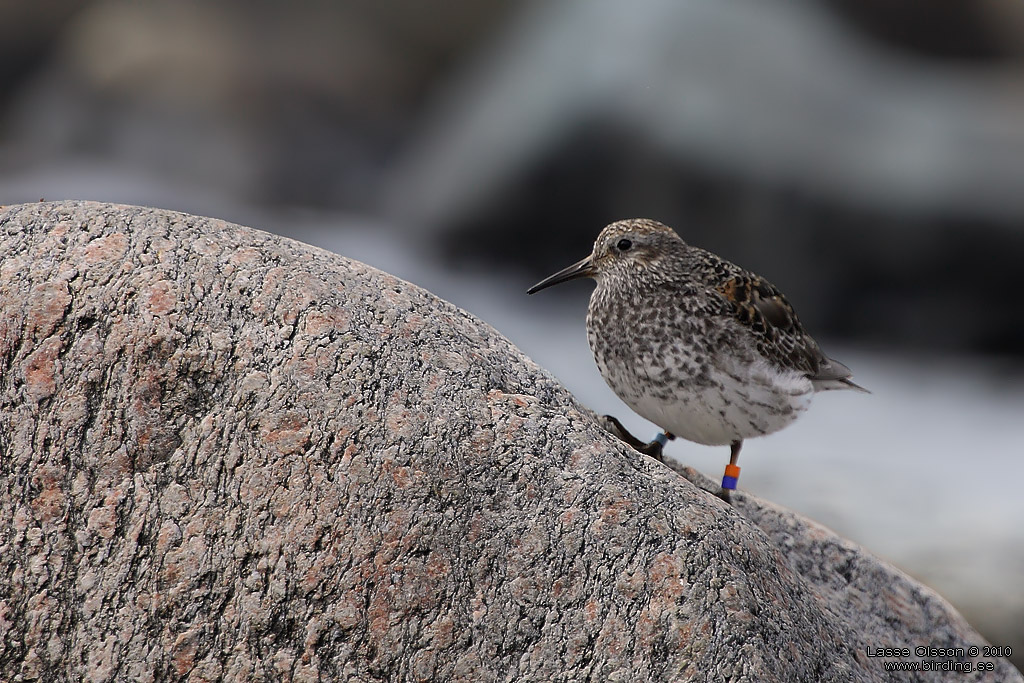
[2,0,1022,667]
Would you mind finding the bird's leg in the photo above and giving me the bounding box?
[601,415,674,463]
[639,430,676,463]
[717,440,743,503]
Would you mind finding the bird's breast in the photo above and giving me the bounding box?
[586,295,814,445]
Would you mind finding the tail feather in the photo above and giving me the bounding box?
[810,356,870,393]
[813,376,870,393]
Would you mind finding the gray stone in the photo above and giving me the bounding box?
[0,201,1018,682]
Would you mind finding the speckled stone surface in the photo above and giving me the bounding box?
[0,201,1018,682]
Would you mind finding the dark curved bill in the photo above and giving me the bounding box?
[527,256,595,294]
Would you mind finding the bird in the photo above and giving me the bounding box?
[527,218,867,502]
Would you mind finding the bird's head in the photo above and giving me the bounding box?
[527,218,684,294]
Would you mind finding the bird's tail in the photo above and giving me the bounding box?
[810,356,870,393]
[813,376,870,393]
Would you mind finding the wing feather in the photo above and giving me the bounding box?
[712,273,825,376]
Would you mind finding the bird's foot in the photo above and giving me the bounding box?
[601,415,673,463]
[601,415,647,450]
[638,432,671,462]
[716,488,733,504]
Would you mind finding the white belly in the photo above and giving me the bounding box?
[601,352,815,446]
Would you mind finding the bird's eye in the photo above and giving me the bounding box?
[617,238,632,252]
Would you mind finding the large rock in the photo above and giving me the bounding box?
[0,201,1018,682]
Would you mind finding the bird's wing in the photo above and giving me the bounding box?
[710,273,827,377]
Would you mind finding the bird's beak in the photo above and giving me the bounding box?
[527,255,595,294]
